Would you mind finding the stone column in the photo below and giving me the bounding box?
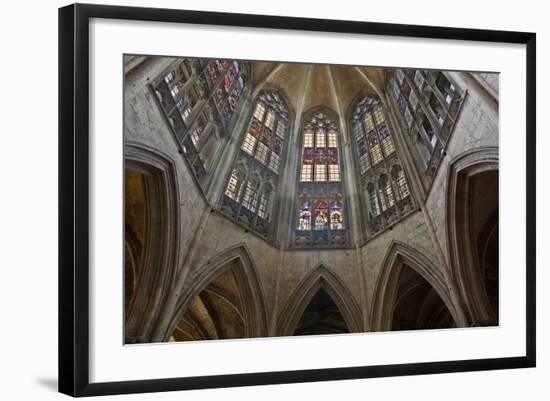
[275,116,301,244]
[338,118,364,245]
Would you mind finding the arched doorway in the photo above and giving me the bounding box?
[293,287,350,335]
[391,264,456,330]
[171,267,246,341]
[371,241,463,331]
[447,148,499,326]
[276,264,363,336]
[167,246,269,341]
[124,145,180,343]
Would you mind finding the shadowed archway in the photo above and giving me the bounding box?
[166,245,269,341]
[446,147,499,326]
[276,263,363,336]
[391,264,456,330]
[371,241,464,331]
[124,144,180,343]
[293,287,350,335]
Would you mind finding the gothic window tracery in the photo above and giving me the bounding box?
[388,68,464,183]
[221,90,290,238]
[295,111,346,247]
[352,95,414,235]
[153,58,250,187]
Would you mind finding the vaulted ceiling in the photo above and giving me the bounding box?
[251,62,387,121]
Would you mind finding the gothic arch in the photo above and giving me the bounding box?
[124,143,181,342]
[344,90,381,124]
[251,83,296,124]
[446,147,499,326]
[165,244,269,340]
[301,105,339,126]
[276,263,363,336]
[370,241,464,331]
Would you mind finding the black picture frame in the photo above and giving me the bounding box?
[58,3,536,397]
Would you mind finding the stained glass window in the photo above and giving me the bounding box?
[222,90,290,231]
[238,91,289,175]
[388,68,462,182]
[328,164,341,182]
[300,114,341,183]
[380,175,395,209]
[352,96,397,175]
[298,200,312,230]
[255,143,269,165]
[295,111,346,246]
[392,166,410,200]
[241,180,258,211]
[154,58,250,187]
[198,59,248,127]
[330,201,344,230]
[315,163,327,182]
[368,183,381,217]
[225,168,243,200]
[276,122,285,138]
[316,129,326,148]
[300,164,313,182]
[269,153,280,173]
[258,191,269,219]
[253,102,266,121]
[351,94,413,233]
[241,133,256,155]
[265,110,275,130]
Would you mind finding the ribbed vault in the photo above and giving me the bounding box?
[251,62,384,122]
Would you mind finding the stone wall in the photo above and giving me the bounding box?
[124,57,210,278]
[422,71,499,265]
[125,61,498,338]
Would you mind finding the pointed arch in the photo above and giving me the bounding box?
[165,244,269,340]
[124,143,181,343]
[345,89,381,125]
[371,241,464,331]
[252,82,296,123]
[301,105,340,124]
[446,147,499,326]
[276,263,363,336]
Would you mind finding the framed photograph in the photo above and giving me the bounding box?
[58,3,536,397]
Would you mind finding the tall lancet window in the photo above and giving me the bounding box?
[153,58,250,187]
[221,90,290,239]
[295,111,346,247]
[352,95,413,235]
[388,68,464,183]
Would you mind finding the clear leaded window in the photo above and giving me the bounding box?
[388,68,463,181]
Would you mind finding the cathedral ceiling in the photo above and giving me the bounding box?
[251,62,385,121]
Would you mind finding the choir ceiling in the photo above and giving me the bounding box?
[251,62,385,119]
